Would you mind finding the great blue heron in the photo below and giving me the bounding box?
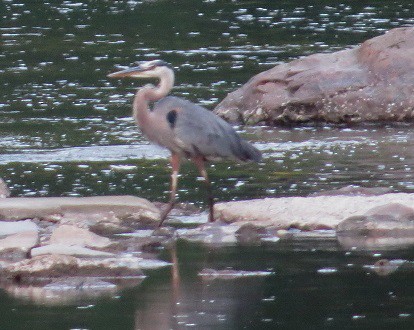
[108,60,261,226]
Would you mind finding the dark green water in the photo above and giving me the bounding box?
[1,0,414,328]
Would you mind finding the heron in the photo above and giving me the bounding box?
[108,60,261,226]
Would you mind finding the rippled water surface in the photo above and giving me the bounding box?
[1,0,414,329]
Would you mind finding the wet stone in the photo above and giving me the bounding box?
[198,268,274,280]
[235,224,267,244]
[337,203,414,233]
[177,222,242,245]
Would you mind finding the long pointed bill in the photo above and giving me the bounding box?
[107,65,147,78]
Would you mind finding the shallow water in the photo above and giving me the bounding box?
[1,0,414,328]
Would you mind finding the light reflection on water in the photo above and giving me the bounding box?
[1,0,414,329]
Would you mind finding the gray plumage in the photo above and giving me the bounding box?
[153,96,261,162]
[108,59,261,226]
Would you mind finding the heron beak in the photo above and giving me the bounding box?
[107,65,147,79]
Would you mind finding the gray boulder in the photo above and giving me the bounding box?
[337,203,414,250]
[215,27,414,125]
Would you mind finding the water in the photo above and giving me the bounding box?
[1,0,414,328]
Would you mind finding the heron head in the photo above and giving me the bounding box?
[107,60,172,79]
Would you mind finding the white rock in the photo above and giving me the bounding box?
[0,220,38,236]
[0,231,39,252]
[215,193,414,229]
[50,225,112,248]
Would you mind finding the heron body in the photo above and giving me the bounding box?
[108,60,261,226]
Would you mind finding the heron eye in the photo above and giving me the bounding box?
[166,110,177,128]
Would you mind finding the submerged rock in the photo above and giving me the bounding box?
[198,268,274,280]
[2,277,144,305]
[337,203,414,233]
[3,253,169,283]
[177,222,241,245]
[215,27,414,125]
[370,259,407,276]
[337,203,414,250]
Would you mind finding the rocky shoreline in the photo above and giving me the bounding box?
[0,186,413,304]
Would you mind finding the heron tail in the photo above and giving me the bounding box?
[239,140,262,162]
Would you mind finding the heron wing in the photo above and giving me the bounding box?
[164,97,259,161]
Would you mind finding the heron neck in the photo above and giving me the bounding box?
[132,69,175,127]
[147,69,175,101]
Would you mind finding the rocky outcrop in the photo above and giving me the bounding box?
[215,27,414,125]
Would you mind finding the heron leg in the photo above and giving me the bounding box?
[159,153,180,227]
[193,156,215,222]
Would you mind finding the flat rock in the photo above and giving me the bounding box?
[50,225,112,248]
[0,195,160,222]
[0,231,39,252]
[3,254,155,281]
[215,27,414,125]
[5,254,79,278]
[0,220,38,236]
[214,193,414,230]
[30,244,114,257]
[177,222,242,245]
[198,268,274,280]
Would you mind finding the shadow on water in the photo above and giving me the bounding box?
[1,0,414,328]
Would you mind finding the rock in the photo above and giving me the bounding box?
[337,203,414,233]
[177,222,241,245]
[365,203,414,220]
[235,224,267,244]
[50,225,112,249]
[215,193,414,230]
[3,254,162,283]
[0,195,160,222]
[76,256,171,271]
[215,27,414,125]
[311,185,392,197]
[0,178,10,198]
[30,244,114,257]
[2,277,144,305]
[0,220,38,236]
[5,255,80,279]
[336,203,414,250]
[0,231,39,253]
[198,268,274,280]
[370,259,406,276]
